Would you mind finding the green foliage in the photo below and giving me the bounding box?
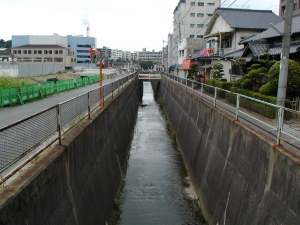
[168,66,173,74]
[188,63,198,79]
[268,60,300,99]
[212,64,225,80]
[0,77,33,89]
[0,39,11,48]
[139,60,154,70]
[259,82,274,96]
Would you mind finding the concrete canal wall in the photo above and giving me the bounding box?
[0,78,141,225]
[153,76,300,225]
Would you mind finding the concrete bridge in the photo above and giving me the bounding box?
[0,74,300,224]
[138,73,161,82]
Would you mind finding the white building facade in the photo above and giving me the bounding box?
[171,0,221,76]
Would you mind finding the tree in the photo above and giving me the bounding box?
[212,64,226,81]
[266,60,300,99]
[187,63,198,79]
[233,58,246,76]
[0,39,12,48]
[139,60,154,70]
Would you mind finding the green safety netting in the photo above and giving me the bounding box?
[40,82,55,96]
[0,87,18,107]
[76,78,83,87]
[56,80,66,93]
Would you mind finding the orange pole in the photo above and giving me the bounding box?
[100,58,103,106]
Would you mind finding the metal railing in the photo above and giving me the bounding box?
[164,73,300,151]
[0,72,137,183]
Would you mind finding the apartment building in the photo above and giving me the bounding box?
[171,0,221,76]
[136,49,162,63]
[11,44,77,70]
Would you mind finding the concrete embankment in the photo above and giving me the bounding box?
[0,77,141,225]
[153,76,300,225]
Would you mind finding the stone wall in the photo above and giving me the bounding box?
[153,76,300,225]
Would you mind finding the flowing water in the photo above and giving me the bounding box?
[116,82,206,225]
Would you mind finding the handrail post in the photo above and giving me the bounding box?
[214,87,217,107]
[57,105,62,145]
[201,83,203,97]
[192,80,194,94]
[112,82,114,99]
[277,107,283,145]
[236,94,240,121]
[88,92,91,119]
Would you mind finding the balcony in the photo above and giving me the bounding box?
[198,47,236,58]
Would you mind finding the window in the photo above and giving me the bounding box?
[197,35,204,38]
[71,58,73,62]
[54,50,59,54]
[34,50,37,54]
[34,58,42,62]
[197,13,204,17]
[294,3,298,10]
[207,13,213,16]
[208,2,214,5]
[197,24,204,28]
[49,50,52,54]
[13,50,17,54]
[23,50,27,54]
[17,50,21,54]
[54,58,63,62]
[190,35,195,38]
[190,24,195,28]
[28,50,31,54]
[44,50,48,54]
[38,50,42,54]
[198,2,204,6]
[74,59,76,62]
[44,58,53,62]
[191,2,195,6]
[59,50,63,54]
[190,13,195,17]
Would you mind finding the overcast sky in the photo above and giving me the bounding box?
[2,0,279,52]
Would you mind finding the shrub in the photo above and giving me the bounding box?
[268,60,300,98]
[259,82,274,96]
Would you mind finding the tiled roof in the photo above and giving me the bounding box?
[239,13,300,44]
[205,8,283,36]
[216,8,283,30]
[223,48,244,58]
[224,42,300,60]
[12,44,65,49]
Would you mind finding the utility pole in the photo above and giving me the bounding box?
[276,0,293,106]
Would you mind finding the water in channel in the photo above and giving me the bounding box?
[116,82,206,225]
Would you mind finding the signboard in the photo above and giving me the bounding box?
[199,48,214,57]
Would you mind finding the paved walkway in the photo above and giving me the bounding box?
[0,75,126,129]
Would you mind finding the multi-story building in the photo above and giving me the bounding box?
[98,46,112,67]
[135,49,162,63]
[111,49,123,60]
[11,44,77,70]
[170,0,221,76]
[12,34,97,68]
[279,0,300,18]
[67,35,96,67]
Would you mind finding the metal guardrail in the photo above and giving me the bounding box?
[0,72,137,183]
[164,73,300,151]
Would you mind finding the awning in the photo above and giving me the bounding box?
[201,64,217,68]
[181,59,193,69]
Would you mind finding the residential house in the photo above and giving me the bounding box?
[193,8,283,82]
[279,0,300,18]
[223,13,300,80]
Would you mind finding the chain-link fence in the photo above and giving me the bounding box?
[0,72,137,177]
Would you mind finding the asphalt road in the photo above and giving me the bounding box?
[0,73,129,129]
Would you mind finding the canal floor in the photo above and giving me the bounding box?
[116,82,206,225]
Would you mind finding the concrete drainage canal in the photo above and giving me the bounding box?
[114,82,207,224]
